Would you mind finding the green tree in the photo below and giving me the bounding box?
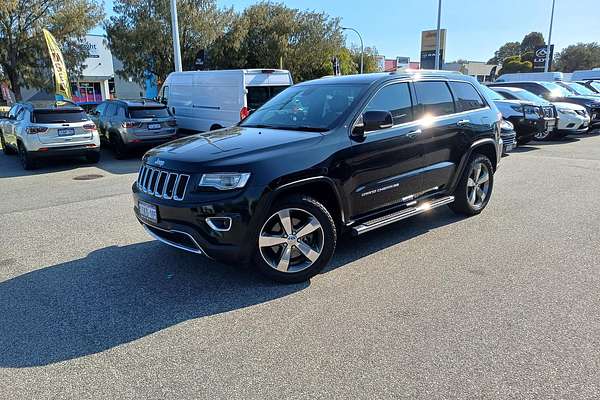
[0,0,104,100]
[554,43,600,72]
[520,32,545,54]
[105,0,234,85]
[348,46,380,74]
[498,56,532,75]
[488,42,520,64]
[210,2,347,82]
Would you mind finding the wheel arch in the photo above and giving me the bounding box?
[448,138,499,193]
[267,177,347,227]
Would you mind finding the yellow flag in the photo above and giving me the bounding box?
[42,29,72,100]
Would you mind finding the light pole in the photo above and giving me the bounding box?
[170,0,182,72]
[544,0,556,72]
[342,27,364,74]
[434,0,442,70]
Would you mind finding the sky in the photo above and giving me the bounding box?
[97,0,600,63]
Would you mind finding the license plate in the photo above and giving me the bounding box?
[58,128,75,136]
[138,200,158,223]
[592,114,597,120]
[506,143,514,152]
[148,123,161,130]
[546,120,556,129]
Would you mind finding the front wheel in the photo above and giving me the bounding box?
[253,195,337,283]
[110,133,128,159]
[533,129,556,141]
[1,133,16,155]
[449,153,494,216]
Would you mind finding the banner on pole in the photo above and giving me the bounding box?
[42,29,72,100]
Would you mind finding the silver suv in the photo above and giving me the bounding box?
[0,101,101,170]
[90,99,177,158]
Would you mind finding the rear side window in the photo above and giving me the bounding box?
[247,86,289,110]
[448,82,486,112]
[128,107,170,118]
[105,103,116,116]
[414,81,455,117]
[95,102,107,115]
[32,110,87,123]
[365,83,413,125]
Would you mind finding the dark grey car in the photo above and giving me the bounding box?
[91,99,177,158]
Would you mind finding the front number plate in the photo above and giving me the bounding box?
[138,200,158,223]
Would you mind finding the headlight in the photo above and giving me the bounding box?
[557,108,576,115]
[501,120,514,130]
[523,105,539,115]
[510,105,523,112]
[198,173,251,190]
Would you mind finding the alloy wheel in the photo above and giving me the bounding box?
[534,130,551,140]
[466,161,490,210]
[259,208,324,273]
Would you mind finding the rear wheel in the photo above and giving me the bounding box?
[1,133,16,155]
[18,142,37,170]
[253,195,336,283]
[210,124,223,131]
[450,153,494,216]
[110,133,127,159]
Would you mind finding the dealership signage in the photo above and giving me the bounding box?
[533,45,554,72]
[420,29,446,69]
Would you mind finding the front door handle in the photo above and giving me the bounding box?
[457,119,470,127]
[407,129,422,139]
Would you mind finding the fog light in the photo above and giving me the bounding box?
[206,217,232,232]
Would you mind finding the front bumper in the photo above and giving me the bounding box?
[558,113,590,132]
[132,183,266,263]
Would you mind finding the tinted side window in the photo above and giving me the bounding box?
[448,82,486,112]
[116,106,126,118]
[16,109,26,121]
[414,81,455,117]
[104,103,116,117]
[8,105,19,119]
[95,102,107,115]
[365,83,413,125]
[499,91,517,100]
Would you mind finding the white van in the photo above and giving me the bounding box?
[495,72,565,82]
[159,69,293,133]
[570,69,600,82]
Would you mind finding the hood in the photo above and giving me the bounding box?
[552,102,586,111]
[144,125,325,171]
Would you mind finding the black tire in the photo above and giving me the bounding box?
[533,129,558,141]
[18,142,37,170]
[253,195,337,283]
[516,137,532,145]
[110,133,128,159]
[449,153,494,216]
[210,124,223,131]
[1,133,16,155]
[85,152,101,163]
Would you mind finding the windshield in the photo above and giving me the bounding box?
[32,110,87,123]
[240,84,368,131]
[588,81,600,92]
[507,89,548,104]
[479,85,506,100]
[128,107,170,119]
[563,82,597,96]
[539,82,573,98]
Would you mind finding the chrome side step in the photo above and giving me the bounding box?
[351,196,455,236]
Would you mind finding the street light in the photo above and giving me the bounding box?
[434,0,442,70]
[544,0,556,72]
[342,27,364,74]
[170,0,182,72]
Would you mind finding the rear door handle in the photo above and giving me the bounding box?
[457,119,470,127]
[407,129,422,139]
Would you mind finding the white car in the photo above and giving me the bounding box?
[158,69,293,133]
[553,102,590,133]
[0,101,100,170]
[490,86,590,135]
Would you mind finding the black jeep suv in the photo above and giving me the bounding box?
[133,72,502,283]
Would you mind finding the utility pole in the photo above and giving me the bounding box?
[434,0,442,70]
[170,0,182,72]
[544,0,556,72]
[342,27,364,74]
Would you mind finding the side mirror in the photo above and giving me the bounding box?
[352,110,393,137]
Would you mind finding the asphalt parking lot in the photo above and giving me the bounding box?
[1,134,600,399]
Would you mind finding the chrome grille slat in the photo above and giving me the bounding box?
[136,164,189,201]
